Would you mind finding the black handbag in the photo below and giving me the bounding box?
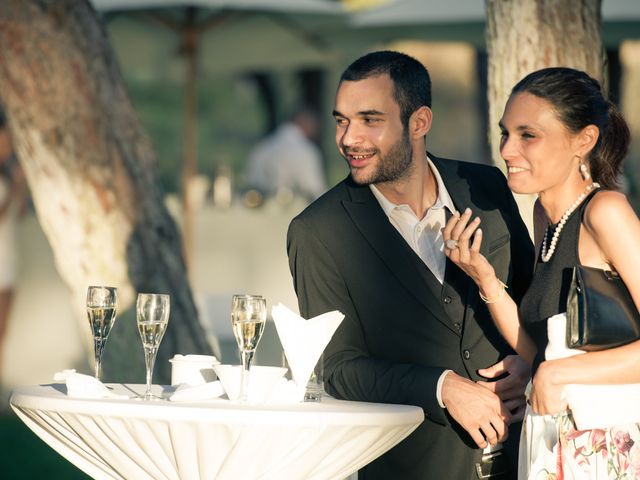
[566,265,640,351]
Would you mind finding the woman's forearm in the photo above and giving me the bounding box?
[545,340,640,386]
[480,276,537,366]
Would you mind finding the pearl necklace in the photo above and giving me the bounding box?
[540,182,600,262]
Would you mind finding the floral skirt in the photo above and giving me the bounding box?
[518,406,640,479]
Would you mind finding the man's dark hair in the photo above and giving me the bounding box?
[340,50,432,127]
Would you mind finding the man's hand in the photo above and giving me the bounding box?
[477,355,530,421]
[441,372,512,449]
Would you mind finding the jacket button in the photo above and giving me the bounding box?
[463,349,471,360]
[454,322,461,331]
[443,296,452,304]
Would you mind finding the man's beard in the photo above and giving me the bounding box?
[348,131,413,186]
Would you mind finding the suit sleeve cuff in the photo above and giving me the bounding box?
[436,369,453,408]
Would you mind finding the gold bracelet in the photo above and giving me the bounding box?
[479,280,508,304]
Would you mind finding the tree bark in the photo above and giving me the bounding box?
[620,40,640,209]
[486,0,604,232]
[0,0,212,383]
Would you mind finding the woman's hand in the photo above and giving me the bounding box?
[529,360,567,416]
[445,208,536,363]
[443,208,498,293]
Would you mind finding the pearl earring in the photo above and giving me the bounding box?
[580,162,591,180]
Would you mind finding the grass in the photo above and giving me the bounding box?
[0,411,90,480]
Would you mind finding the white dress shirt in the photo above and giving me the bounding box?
[370,157,455,284]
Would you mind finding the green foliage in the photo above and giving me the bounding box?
[124,75,264,193]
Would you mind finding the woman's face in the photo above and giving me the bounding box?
[499,92,581,195]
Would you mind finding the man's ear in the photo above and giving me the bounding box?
[409,106,432,139]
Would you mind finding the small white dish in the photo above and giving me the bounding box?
[170,354,220,386]
[213,364,288,403]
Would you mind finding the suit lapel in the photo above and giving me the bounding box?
[342,179,457,332]
[432,156,491,259]
[429,156,477,307]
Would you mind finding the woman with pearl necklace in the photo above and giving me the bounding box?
[443,67,640,479]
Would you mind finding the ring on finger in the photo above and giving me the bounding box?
[445,239,459,250]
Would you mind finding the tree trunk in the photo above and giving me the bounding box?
[620,40,640,209]
[0,0,212,383]
[486,0,604,233]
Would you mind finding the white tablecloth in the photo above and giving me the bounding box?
[10,384,423,480]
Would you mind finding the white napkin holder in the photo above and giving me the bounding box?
[213,364,288,403]
[169,354,220,386]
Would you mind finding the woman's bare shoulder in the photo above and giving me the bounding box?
[584,189,637,237]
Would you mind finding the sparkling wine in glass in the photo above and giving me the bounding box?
[86,286,118,380]
[136,293,170,400]
[231,294,266,401]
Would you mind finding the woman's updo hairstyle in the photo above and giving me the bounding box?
[510,67,630,189]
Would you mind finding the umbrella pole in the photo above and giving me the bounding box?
[181,13,198,270]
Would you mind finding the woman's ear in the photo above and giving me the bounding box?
[576,124,600,156]
[409,106,433,139]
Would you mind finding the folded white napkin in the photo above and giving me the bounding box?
[53,369,129,399]
[272,303,344,400]
[565,384,640,429]
[169,380,225,402]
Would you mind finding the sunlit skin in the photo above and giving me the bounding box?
[334,75,410,183]
[442,91,640,416]
[499,92,597,223]
[332,74,436,216]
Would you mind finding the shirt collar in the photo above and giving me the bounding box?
[370,156,456,217]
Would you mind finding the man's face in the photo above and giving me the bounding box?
[333,74,413,186]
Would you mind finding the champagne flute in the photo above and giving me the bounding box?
[86,286,118,380]
[231,294,267,401]
[136,293,170,400]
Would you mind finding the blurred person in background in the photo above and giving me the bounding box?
[245,106,327,204]
[0,110,26,378]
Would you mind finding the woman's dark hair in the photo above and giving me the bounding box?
[340,50,432,128]
[511,67,630,189]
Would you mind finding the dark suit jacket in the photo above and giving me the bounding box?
[287,155,534,479]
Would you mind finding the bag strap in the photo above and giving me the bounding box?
[577,188,616,273]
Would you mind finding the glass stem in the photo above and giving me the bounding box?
[93,337,103,380]
[240,350,254,402]
[144,347,157,397]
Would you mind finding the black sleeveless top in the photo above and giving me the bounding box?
[519,189,600,371]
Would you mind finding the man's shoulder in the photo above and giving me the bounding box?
[431,154,502,180]
[432,155,509,200]
[292,177,352,222]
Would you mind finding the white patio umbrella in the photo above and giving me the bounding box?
[347,0,640,47]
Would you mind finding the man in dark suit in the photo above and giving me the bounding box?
[287,51,534,479]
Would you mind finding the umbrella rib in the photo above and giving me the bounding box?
[267,13,332,51]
